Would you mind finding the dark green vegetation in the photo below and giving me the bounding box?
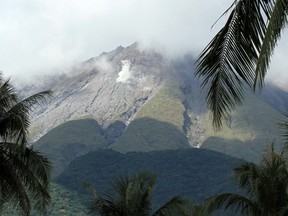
[111,117,190,152]
[56,148,243,206]
[1,183,87,216]
[34,119,107,176]
[1,147,243,215]
[205,145,288,215]
[85,171,189,216]
[0,78,52,215]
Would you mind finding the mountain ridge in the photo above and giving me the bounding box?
[25,42,287,164]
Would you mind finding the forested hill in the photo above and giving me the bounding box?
[56,148,243,206]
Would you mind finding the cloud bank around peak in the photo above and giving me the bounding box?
[0,0,287,87]
[0,0,229,80]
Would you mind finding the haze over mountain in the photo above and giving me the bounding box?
[24,42,287,170]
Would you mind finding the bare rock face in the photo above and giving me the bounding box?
[27,43,172,142]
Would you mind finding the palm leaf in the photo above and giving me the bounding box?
[0,78,52,215]
[196,0,274,129]
[86,171,187,216]
[255,0,288,89]
[2,90,52,145]
[0,78,52,144]
[278,113,288,143]
[206,144,288,215]
[152,196,188,216]
[205,193,260,215]
[125,172,154,215]
[0,142,51,214]
[0,154,31,216]
[0,79,17,111]
[234,162,261,196]
[258,144,288,213]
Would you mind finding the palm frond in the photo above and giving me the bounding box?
[196,0,274,129]
[124,173,153,215]
[255,0,288,89]
[84,181,117,216]
[152,196,188,216]
[205,193,259,215]
[0,78,52,144]
[186,202,209,216]
[278,113,288,143]
[258,144,288,212]
[3,90,52,144]
[206,144,288,215]
[86,171,188,216]
[0,148,31,216]
[277,205,288,216]
[234,162,261,196]
[0,142,51,214]
[0,78,52,215]
[0,79,17,110]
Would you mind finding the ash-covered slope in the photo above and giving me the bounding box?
[28,43,168,142]
[25,43,287,163]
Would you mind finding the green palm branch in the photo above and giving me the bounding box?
[205,144,288,215]
[85,171,189,216]
[278,113,288,143]
[0,78,52,215]
[0,79,52,144]
[182,203,210,216]
[151,196,188,216]
[0,142,51,215]
[196,0,288,129]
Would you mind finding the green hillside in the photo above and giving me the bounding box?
[201,91,284,162]
[56,148,243,206]
[112,85,189,152]
[111,117,190,152]
[34,119,108,177]
[135,86,185,129]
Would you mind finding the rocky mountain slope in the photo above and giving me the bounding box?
[26,43,166,141]
[25,42,287,164]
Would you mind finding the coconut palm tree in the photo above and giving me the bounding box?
[196,0,288,130]
[0,78,52,216]
[85,171,190,216]
[204,144,288,215]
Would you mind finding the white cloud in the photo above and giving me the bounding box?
[0,0,287,87]
[94,56,113,73]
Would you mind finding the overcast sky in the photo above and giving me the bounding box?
[0,0,287,86]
